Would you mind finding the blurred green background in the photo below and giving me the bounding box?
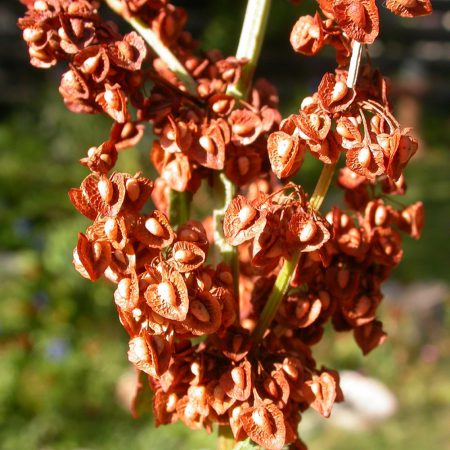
[1,1,449,449]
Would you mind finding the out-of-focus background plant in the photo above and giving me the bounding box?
[1,1,449,449]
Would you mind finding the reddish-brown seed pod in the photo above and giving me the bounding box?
[335,116,362,149]
[219,360,252,401]
[183,291,222,335]
[332,0,380,44]
[346,143,385,180]
[134,210,174,249]
[114,271,140,312]
[206,380,236,416]
[73,45,110,83]
[397,201,424,239]
[104,243,137,284]
[108,31,147,71]
[170,241,206,273]
[240,402,286,450]
[267,131,306,179]
[68,186,98,220]
[385,0,432,18]
[123,174,153,211]
[72,233,111,281]
[354,320,387,354]
[153,389,179,426]
[318,73,356,113]
[96,83,128,123]
[80,140,118,175]
[290,13,324,56]
[295,295,323,328]
[290,213,331,252]
[229,109,263,145]
[211,286,237,329]
[110,121,145,151]
[127,333,171,378]
[177,220,209,255]
[302,371,338,418]
[144,269,189,321]
[223,196,267,246]
[224,146,263,187]
[294,111,331,142]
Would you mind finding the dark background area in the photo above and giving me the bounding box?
[0,1,449,449]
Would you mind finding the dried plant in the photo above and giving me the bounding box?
[18,0,429,448]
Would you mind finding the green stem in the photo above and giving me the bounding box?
[251,163,337,344]
[104,0,197,96]
[169,190,191,228]
[226,0,272,100]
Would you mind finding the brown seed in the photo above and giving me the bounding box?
[308,24,320,39]
[191,362,201,377]
[92,242,103,261]
[118,41,134,60]
[354,295,371,316]
[237,156,250,176]
[98,179,113,203]
[232,122,253,136]
[319,290,331,309]
[23,27,45,43]
[212,99,230,114]
[213,384,225,401]
[199,135,216,154]
[100,154,112,165]
[145,217,165,237]
[277,136,293,159]
[184,402,197,420]
[251,408,270,429]
[104,218,118,241]
[157,281,177,306]
[174,249,196,264]
[237,205,256,226]
[231,367,246,390]
[126,178,140,202]
[218,271,233,286]
[167,393,178,413]
[178,228,199,242]
[282,361,299,380]
[331,81,348,103]
[358,146,372,168]
[299,221,317,242]
[374,205,387,226]
[336,122,354,140]
[191,386,207,403]
[264,377,279,398]
[296,301,309,320]
[104,89,120,110]
[118,278,131,299]
[190,300,210,322]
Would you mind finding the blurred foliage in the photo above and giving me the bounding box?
[1,1,450,449]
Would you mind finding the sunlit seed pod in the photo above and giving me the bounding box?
[174,249,196,264]
[34,1,48,11]
[118,41,133,60]
[198,272,212,291]
[309,113,320,129]
[374,204,388,226]
[277,136,293,159]
[301,96,315,110]
[237,156,250,176]
[336,122,354,140]
[331,81,348,103]
[295,301,309,320]
[57,28,69,42]
[231,405,242,421]
[81,55,100,74]
[145,217,165,237]
[310,381,321,396]
[132,308,142,320]
[87,146,97,158]
[401,209,412,224]
[190,300,210,322]
[191,386,207,403]
[370,114,381,130]
[232,122,253,136]
[23,27,45,43]
[117,278,131,298]
[113,249,127,266]
[92,242,103,261]
[308,25,320,39]
[199,135,215,154]
[237,205,256,225]
[126,178,140,202]
[191,361,201,377]
[121,122,135,139]
[184,402,197,420]
[358,146,372,168]
[132,337,148,360]
[98,179,114,203]
[340,213,350,228]
[231,367,246,389]
[103,218,119,241]
[251,408,270,429]
[198,83,210,98]
[337,269,350,289]
[282,361,298,380]
[212,99,230,114]
[167,393,178,413]
[177,122,188,138]
[104,89,120,110]
[29,47,48,60]
[118,278,131,299]
[299,221,317,243]
[157,281,177,306]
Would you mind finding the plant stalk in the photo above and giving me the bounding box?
[226,0,272,100]
[104,0,197,96]
[251,162,337,345]
[169,190,191,228]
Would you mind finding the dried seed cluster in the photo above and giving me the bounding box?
[18,0,429,449]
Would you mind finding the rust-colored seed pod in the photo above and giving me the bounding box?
[135,210,174,249]
[98,178,113,203]
[302,371,338,418]
[267,131,305,179]
[73,233,111,281]
[386,0,432,18]
[240,403,286,450]
[144,270,189,321]
[170,241,205,273]
[219,360,252,401]
[354,319,388,354]
[184,291,222,335]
